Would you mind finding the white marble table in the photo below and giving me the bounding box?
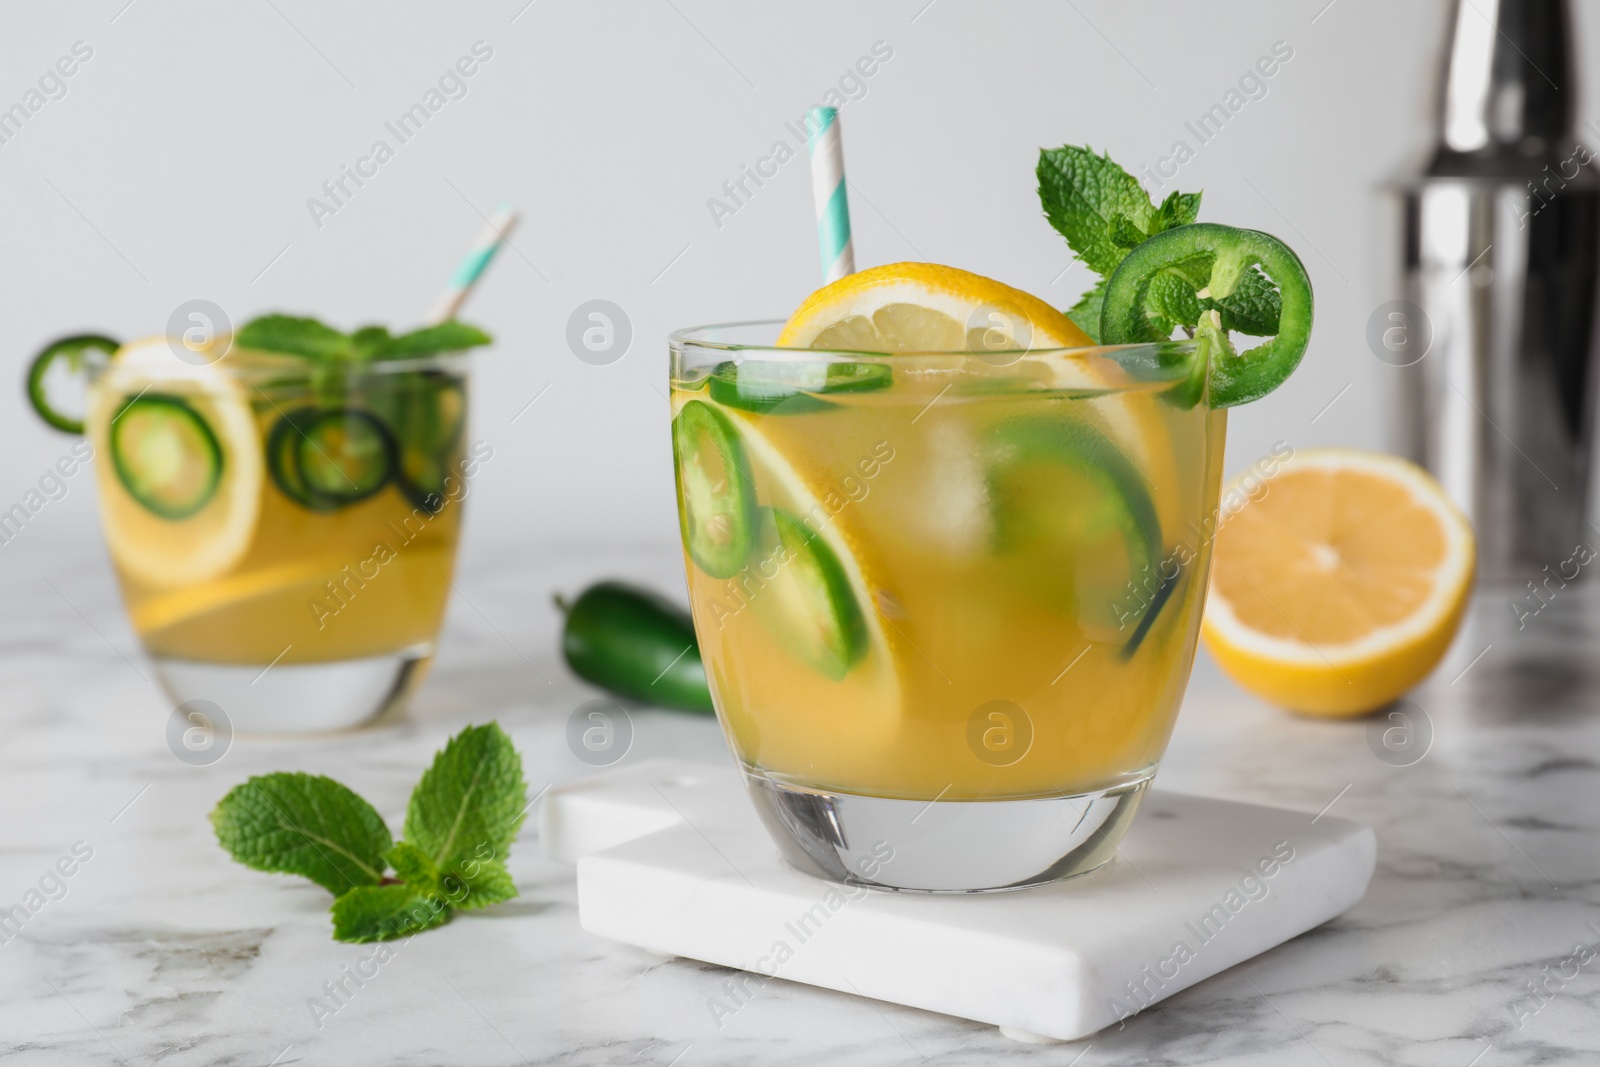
[2,536,1598,1066]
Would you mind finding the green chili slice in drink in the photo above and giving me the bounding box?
[293,409,396,507]
[364,371,467,512]
[266,407,338,511]
[672,399,758,579]
[986,415,1168,655]
[706,360,892,415]
[749,506,868,681]
[110,394,224,519]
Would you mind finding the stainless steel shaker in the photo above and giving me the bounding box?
[1392,0,1600,584]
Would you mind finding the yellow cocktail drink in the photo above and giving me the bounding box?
[673,328,1225,805]
[86,338,477,730]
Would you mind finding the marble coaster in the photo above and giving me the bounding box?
[541,760,1376,1042]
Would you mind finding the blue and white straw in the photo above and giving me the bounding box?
[429,203,520,323]
[806,107,855,284]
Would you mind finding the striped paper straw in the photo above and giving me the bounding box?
[428,203,520,323]
[806,106,855,283]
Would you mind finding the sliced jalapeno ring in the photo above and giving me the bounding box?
[294,409,396,507]
[110,394,224,519]
[27,334,119,434]
[986,415,1165,646]
[707,359,892,415]
[365,371,467,513]
[672,399,758,579]
[267,407,339,511]
[748,506,867,682]
[1100,223,1313,409]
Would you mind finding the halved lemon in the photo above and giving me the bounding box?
[90,337,263,589]
[1202,448,1476,717]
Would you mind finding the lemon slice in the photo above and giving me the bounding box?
[673,386,904,754]
[777,261,1180,502]
[723,407,900,695]
[777,262,1092,351]
[1202,448,1475,717]
[90,337,263,589]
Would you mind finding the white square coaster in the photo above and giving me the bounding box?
[542,760,1375,1042]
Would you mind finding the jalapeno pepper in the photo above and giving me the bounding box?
[556,581,714,713]
[1099,223,1313,409]
[26,334,120,434]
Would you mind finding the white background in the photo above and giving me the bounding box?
[2,0,1593,580]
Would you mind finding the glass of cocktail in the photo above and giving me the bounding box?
[669,116,1314,892]
[77,329,482,733]
[671,292,1228,891]
[25,216,515,735]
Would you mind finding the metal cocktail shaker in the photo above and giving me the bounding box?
[1392,0,1600,584]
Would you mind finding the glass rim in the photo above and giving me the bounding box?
[91,341,473,386]
[670,319,1200,361]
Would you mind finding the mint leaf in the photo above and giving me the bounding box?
[1040,146,1207,343]
[1037,145,1158,276]
[350,325,395,361]
[1147,272,1203,331]
[1154,190,1202,232]
[235,314,491,362]
[1160,252,1219,291]
[404,723,527,875]
[331,885,450,943]
[1067,280,1105,343]
[211,773,392,895]
[236,315,351,361]
[443,859,518,912]
[1107,213,1147,250]
[390,839,517,911]
[387,321,492,357]
[394,834,520,911]
[1205,267,1282,336]
[387,841,443,894]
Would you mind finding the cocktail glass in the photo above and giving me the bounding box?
[86,337,478,733]
[670,322,1226,891]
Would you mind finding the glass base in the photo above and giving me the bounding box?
[153,645,431,735]
[744,771,1151,893]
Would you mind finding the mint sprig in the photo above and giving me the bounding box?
[235,314,491,362]
[210,722,527,942]
[1037,145,1165,279]
[1037,145,1281,343]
